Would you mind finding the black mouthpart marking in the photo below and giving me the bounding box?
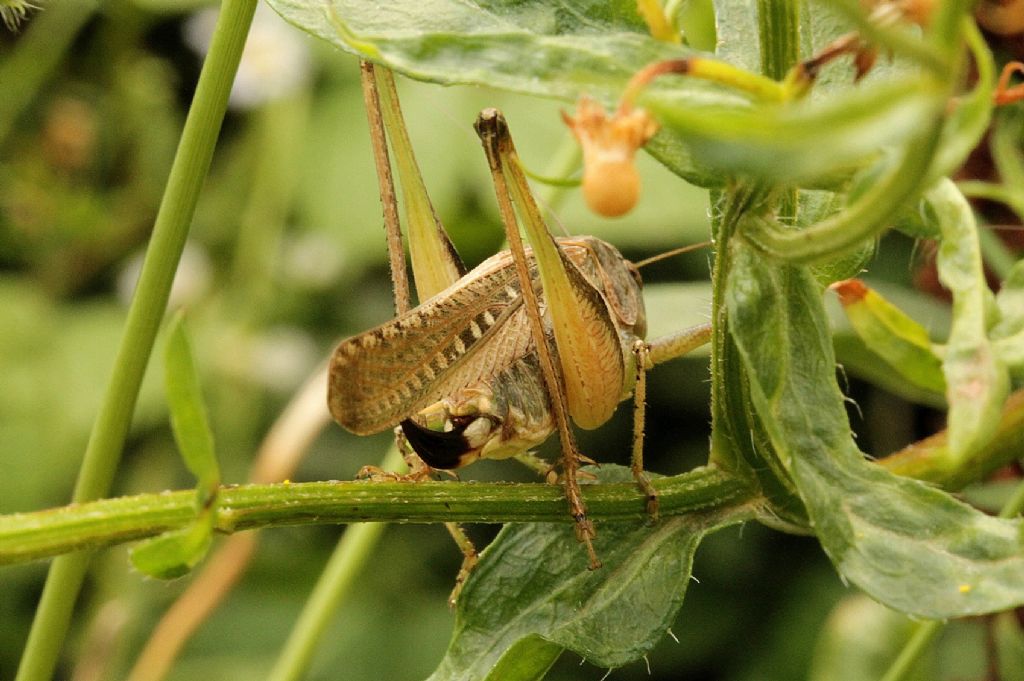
[400,419,475,470]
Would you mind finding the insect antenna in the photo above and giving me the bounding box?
[632,240,712,269]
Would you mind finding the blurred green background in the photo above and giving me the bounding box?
[0,1,1009,680]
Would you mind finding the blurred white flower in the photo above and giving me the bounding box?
[184,3,312,110]
[282,232,345,289]
[220,326,319,391]
[117,241,212,309]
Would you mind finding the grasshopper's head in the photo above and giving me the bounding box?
[625,259,646,336]
[573,236,647,341]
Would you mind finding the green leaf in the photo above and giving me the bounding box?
[129,515,214,580]
[644,79,939,184]
[268,0,744,187]
[269,0,690,105]
[830,279,946,394]
[923,179,1010,461]
[129,313,222,580]
[164,312,220,497]
[428,467,749,679]
[267,0,951,189]
[725,239,1024,619]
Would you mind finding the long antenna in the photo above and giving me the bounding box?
[633,240,712,269]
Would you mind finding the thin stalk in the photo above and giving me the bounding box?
[266,446,405,681]
[958,180,1024,219]
[0,468,755,566]
[742,106,946,264]
[998,477,1024,520]
[534,132,583,213]
[878,621,944,681]
[977,225,1019,281]
[14,2,257,680]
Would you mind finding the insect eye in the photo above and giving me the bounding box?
[628,263,643,288]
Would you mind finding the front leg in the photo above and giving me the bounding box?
[630,340,659,520]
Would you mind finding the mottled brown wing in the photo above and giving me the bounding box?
[329,249,536,435]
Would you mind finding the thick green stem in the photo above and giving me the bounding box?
[0,468,754,566]
[757,0,800,82]
[14,2,257,680]
[757,0,800,215]
[742,107,946,264]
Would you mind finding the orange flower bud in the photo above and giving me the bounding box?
[562,97,658,218]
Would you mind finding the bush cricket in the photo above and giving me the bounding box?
[329,67,710,576]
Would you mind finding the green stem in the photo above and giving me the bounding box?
[266,446,404,681]
[878,620,944,681]
[0,468,754,566]
[757,0,799,82]
[742,106,946,264]
[0,0,98,148]
[708,186,755,473]
[958,180,1024,218]
[757,0,799,215]
[532,133,583,209]
[14,2,257,680]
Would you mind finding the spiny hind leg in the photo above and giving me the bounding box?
[444,522,478,607]
[476,109,601,570]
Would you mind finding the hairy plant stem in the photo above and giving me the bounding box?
[14,2,257,680]
[4,388,1024,570]
[0,468,754,566]
[757,0,799,82]
[707,0,801,483]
